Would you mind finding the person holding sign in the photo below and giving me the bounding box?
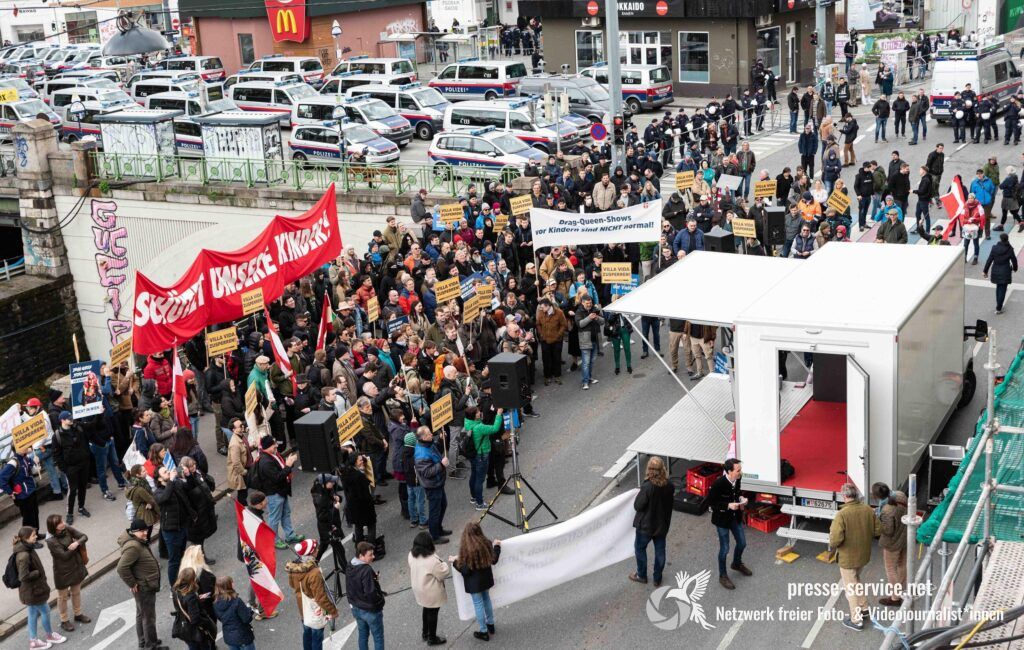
[0,449,40,530]
[413,426,451,544]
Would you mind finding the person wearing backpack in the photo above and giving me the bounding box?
[462,406,504,511]
[0,449,40,531]
[10,526,67,649]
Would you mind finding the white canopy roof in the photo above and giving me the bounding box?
[605,252,801,325]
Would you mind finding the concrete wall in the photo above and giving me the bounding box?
[194,17,278,74]
[56,185,420,359]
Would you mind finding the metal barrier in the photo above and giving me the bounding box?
[90,152,523,196]
[0,149,15,177]
[0,256,25,281]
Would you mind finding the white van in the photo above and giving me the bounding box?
[224,70,303,91]
[329,56,417,84]
[157,55,226,82]
[228,80,318,124]
[427,59,528,101]
[247,55,325,86]
[0,99,62,140]
[50,87,135,111]
[293,95,413,147]
[126,72,218,102]
[144,91,238,117]
[442,97,580,152]
[41,75,119,104]
[929,41,1023,122]
[579,63,674,113]
[343,82,449,140]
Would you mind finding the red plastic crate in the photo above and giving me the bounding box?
[686,462,723,497]
[747,512,790,534]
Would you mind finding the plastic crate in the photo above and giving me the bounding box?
[686,462,723,497]
[747,512,790,534]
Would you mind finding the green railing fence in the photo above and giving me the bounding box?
[90,152,524,196]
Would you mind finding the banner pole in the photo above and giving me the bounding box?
[72,334,81,363]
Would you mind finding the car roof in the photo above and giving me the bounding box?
[232,80,308,89]
[260,56,321,63]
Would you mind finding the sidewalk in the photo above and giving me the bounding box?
[0,410,228,640]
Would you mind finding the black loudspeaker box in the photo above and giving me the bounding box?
[294,411,339,473]
[704,226,735,253]
[763,206,786,246]
[487,352,528,409]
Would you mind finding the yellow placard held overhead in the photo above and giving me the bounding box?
[675,171,695,192]
[434,277,461,303]
[754,180,777,199]
[367,296,380,322]
[241,288,264,316]
[336,405,362,444]
[439,203,464,224]
[205,329,239,358]
[509,194,533,216]
[12,414,48,453]
[826,191,852,214]
[731,218,757,238]
[110,337,133,367]
[431,393,453,432]
[463,293,482,323]
[601,262,632,285]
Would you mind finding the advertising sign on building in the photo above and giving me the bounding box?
[265,0,309,43]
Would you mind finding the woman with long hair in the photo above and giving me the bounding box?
[44,514,90,632]
[213,576,255,650]
[629,457,676,587]
[179,545,217,621]
[409,532,451,646]
[450,522,501,641]
[172,568,217,650]
[170,428,208,475]
[13,526,66,648]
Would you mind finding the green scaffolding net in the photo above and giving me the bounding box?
[917,346,1024,545]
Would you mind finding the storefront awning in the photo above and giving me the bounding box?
[438,33,473,43]
[382,33,418,42]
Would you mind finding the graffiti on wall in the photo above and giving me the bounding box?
[385,17,419,35]
[90,199,132,346]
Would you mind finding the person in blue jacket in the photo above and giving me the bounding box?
[672,217,705,255]
[798,123,819,178]
[0,450,39,530]
[970,168,997,239]
[872,195,905,222]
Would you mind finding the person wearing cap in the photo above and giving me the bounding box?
[254,436,303,550]
[872,195,903,224]
[286,538,338,647]
[117,518,164,650]
[922,223,950,246]
[55,411,93,525]
[875,206,908,244]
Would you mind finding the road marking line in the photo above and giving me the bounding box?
[854,134,865,144]
[965,278,1024,290]
[801,584,843,648]
[716,619,744,650]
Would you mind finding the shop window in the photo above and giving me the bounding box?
[575,30,604,70]
[678,32,709,84]
[757,27,781,78]
[620,31,671,67]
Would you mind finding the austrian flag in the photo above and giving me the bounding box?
[236,501,284,616]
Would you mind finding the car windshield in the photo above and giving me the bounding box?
[206,98,237,112]
[507,63,528,79]
[411,88,446,106]
[287,84,317,100]
[393,60,414,74]
[97,90,133,105]
[492,133,528,153]
[1,78,32,92]
[583,84,610,101]
[361,101,394,120]
[70,51,91,64]
[650,66,670,83]
[165,60,195,71]
[345,125,378,143]
[263,61,294,72]
[44,50,66,62]
[87,78,118,89]
[15,99,48,117]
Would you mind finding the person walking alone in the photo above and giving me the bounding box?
[408,532,451,646]
[872,95,891,143]
[828,483,881,631]
[628,457,675,587]
[983,233,1019,314]
[44,514,90,633]
[116,519,164,650]
[451,522,501,642]
[707,459,752,590]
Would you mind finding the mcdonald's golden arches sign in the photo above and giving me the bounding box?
[265,0,309,43]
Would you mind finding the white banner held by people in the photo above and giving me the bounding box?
[531,201,662,249]
[451,488,639,620]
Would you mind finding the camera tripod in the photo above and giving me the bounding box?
[320,532,347,631]
[479,408,556,532]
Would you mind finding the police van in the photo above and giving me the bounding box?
[342,82,449,140]
[0,98,61,140]
[427,126,546,174]
[126,72,224,103]
[579,63,673,113]
[0,76,42,100]
[518,74,616,124]
[247,55,325,86]
[228,80,319,124]
[144,91,238,117]
[50,87,135,112]
[40,74,119,104]
[224,70,303,91]
[323,95,414,147]
[157,55,226,82]
[428,58,528,101]
[929,41,1022,122]
[57,97,140,144]
[329,56,417,84]
[289,123,400,166]
[442,97,579,152]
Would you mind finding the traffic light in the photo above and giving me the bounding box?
[810,32,818,46]
[613,114,625,145]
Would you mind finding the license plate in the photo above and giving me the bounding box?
[800,498,836,510]
[399,139,410,145]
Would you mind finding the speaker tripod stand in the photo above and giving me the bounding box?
[479,409,556,532]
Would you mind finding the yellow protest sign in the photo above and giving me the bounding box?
[336,405,362,445]
[509,194,533,216]
[367,296,380,322]
[754,180,777,199]
[241,288,264,316]
[463,293,482,323]
[431,393,453,432]
[602,262,632,285]
[206,328,238,358]
[110,337,133,367]
[675,171,695,192]
[245,382,259,415]
[494,212,509,230]
[0,88,18,103]
[827,191,852,214]
[12,414,48,453]
[732,218,757,238]
[439,203,463,224]
[435,277,460,303]
[476,283,494,299]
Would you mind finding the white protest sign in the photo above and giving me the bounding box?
[451,488,638,620]
[530,201,662,249]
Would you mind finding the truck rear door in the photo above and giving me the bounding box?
[847,356,869,492]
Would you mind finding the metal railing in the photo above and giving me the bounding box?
[0,256,25,281]
[90,151,524,196]
[0,149,16,177]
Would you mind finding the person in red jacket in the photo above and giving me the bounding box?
[143,352,172,399]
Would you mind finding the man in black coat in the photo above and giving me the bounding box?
[255,436,303,549]
[707,458,751,590]
[54,411,93,523]
[983,233,1019,313]
[345,542,386,647]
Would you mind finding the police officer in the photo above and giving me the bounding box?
[961,83,979,142]
[706,98,721,123]
[740,90,754,136]
[836,77,851,118]
[1004,97,1022,146]
[721,94,738,125]
[979,96,999,143]
[754,87,768,131]
[764,67,778,103]
[821,78,836,116]
[950,91,968,144]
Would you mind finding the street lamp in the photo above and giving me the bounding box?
[330,105,347,166]
[331,20,342,62]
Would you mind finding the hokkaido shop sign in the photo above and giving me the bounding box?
[574,0,683,16]
[132,185,341,355]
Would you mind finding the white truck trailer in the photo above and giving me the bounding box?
[608,244,980,543]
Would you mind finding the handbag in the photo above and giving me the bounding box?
[964,223,980,239]
[122,441,145,471]
[77,542,88,566]
[301,588,330,630]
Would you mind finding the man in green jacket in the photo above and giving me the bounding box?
[117,519,165,650]
[829,483,882,631]
[464,405,503,510]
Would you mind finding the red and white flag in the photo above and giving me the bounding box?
[235,500,284,616]
[940,175,967,238]
[264,307,297,393]
[171,347,190,428]
[315,291,333,352]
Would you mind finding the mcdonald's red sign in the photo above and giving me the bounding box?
[265,0,309,43]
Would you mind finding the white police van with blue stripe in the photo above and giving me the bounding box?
[329,95,413,147]
[289,122,399,166]
[427,126,545,176]
[427,58,528,101]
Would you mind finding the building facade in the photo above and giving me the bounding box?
[521,0,833,98]
[180,0,428,75]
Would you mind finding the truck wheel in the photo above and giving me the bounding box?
[484,91,498,101]
[416,122,434,140]
[626,97,642,114]
[958,368,977,409]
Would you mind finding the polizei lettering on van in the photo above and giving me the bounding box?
[134,276,206,326]
[209,248,279,299]
[273,213,332,265]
